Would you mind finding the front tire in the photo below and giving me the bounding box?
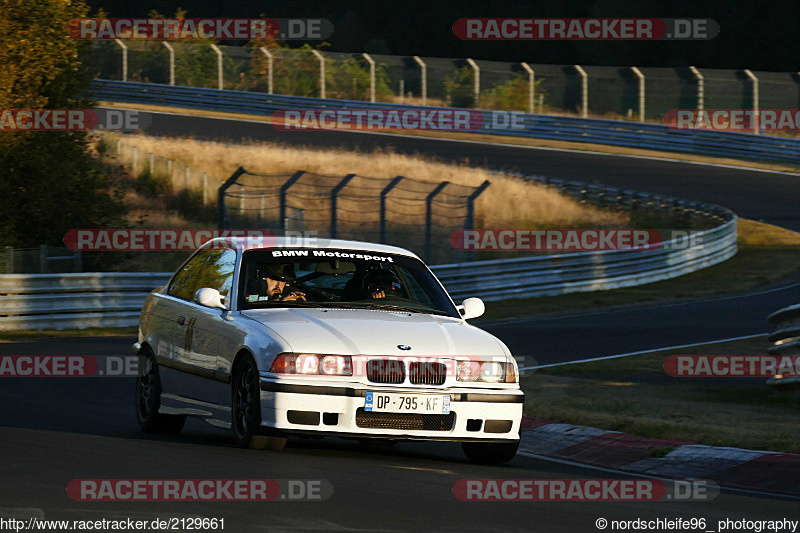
[231,356,287,450]
[462,440,519,465]
[135,349,186,434]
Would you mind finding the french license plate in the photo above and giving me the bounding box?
[364,392,450,414]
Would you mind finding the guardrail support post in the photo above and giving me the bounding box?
[744,69,759,134]
[425,182,449,263]
[413,56,427,106]
[362,53,376,102]
[114,39,128,82]
[574,65,588,118]
[631,67,645,122]
[311,50,325,99]
[689,66,704,112]
[466,58,480,106]
[73,250,82,273]
[218,167,248,229]
[330,173,356,238]
[380,176,404,244]
[521,62,535,113]
[279,171,306,233]
[210,44,224,90]
[162,42,175,85]
[259,47,274,94]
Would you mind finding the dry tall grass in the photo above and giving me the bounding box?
[110,133,627,229]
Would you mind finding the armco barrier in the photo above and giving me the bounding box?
[90,79,800,165]
[766,303,800,390]
[0,178,737,330]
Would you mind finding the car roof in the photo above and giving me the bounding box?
[205,236,421,260]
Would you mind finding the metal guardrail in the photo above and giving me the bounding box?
[766,304,800,390]
[90,79,800,165]
[0,177,737,330]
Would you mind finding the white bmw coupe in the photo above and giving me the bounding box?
[133,237,523,464]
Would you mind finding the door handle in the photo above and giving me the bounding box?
[177,316,186,325]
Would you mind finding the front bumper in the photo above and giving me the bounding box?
[258,379,523,442]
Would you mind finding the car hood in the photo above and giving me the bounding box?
[240,307,508,357]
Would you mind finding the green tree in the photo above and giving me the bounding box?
[0,0,126,247]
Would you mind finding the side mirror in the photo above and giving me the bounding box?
[195,287,226,310]
[458,297,485,320]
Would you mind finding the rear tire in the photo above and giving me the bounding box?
[232,356,287,450]
[135,349,186,434]
[461,440,519,465]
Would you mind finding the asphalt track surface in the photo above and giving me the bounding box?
[2,113,799,530]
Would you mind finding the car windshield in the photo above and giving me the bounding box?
[237,248,459,318]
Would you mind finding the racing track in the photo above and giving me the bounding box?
[1,112,798,530]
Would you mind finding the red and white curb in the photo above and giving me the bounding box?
[519,417,800,496]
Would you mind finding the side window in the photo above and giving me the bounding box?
[195,248,237,300]
[168,250,212,301]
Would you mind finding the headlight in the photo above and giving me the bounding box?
[479,361,504,383]
[457,359,515,383]
[270,353,352,376]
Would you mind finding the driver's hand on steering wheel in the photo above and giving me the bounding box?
[370,289,386,299]
[281,291,306,301]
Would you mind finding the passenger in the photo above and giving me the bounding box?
[361,269,403,299]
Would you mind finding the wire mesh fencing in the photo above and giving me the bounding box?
[220,169,490,264]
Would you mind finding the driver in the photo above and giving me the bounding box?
[361,269,403,299]
[258,264,306,302]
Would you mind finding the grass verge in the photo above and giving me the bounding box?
[521,336,800,453]
[479,219,800,322]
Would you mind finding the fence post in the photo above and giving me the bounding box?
[203,173,208,206]
[380,176,404,244]
[114,39,127,82]
[521,62,534,113]
[259,47,274,94]
[425,182,449,263]
[311,50,325,99]
[362,53,376,102]
[5,246,14,274]
[162,42,175,85]
[413,56,427,105]
[39,245,48,274]
[466,58,480,106]
[330,173,356,238]
[465,180,491,261]
[574,65,588,118]
[218,167,248,229]
[744,69,759,134]
[184,165,190,189]
[279,171,306,232]
[167,159,173,182]
[689,66,704,112]
[132,147,138,175]
[209,44,224,90]
[149,153,154,176]
[631,67,645,122]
